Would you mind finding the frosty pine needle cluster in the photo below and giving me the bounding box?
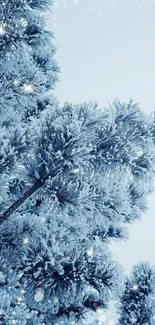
[0,0,59,214]
[1,1,155,325]
[117,262,155,325]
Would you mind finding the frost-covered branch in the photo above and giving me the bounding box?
[0,179,42,224]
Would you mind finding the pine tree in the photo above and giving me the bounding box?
[0,99,155,324]
[117,262,155,325]
[1,1,155,325]
[0,0,59,212]
[0,0,59,123]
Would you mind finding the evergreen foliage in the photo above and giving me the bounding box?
[0,100,155,324]
[117,262,155,325]
[0,0,59,213]
[0,1,155,325]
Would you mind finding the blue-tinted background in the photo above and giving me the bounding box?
[47,1,155,321]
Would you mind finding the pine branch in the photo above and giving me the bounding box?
[0,179,43,225]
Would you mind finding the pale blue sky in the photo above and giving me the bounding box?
[47,0,155,321]
[48,0,155,116]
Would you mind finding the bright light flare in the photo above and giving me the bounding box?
[13,79,19,86]
[133,284,138,290]
[23,237,29,245]
[12,320,17,325]
[87,247,94,256]
[17,297,22,302]
[23,83,34,93]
